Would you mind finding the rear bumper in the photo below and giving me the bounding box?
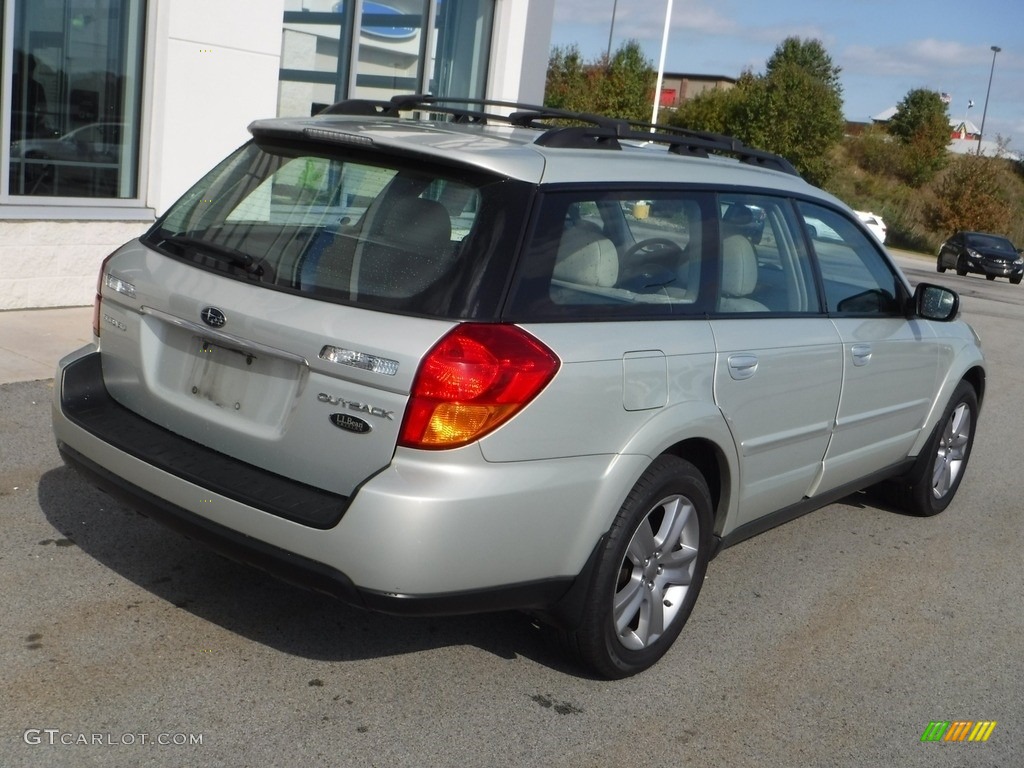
[56,442,573,616]
[53,348,641,614]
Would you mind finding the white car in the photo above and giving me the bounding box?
[855,210,887,243]
[53,96,983,678]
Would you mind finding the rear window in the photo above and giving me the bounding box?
[144,141,531,319]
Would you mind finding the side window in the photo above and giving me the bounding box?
[613,196,704,301]
[798,202,902,315]
[506,190,714,319]
[716,195,821,314]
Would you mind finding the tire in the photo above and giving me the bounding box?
[936,261,946,273]
[955,255,968,276]
[1012,276,1022,285]
[563,455,712,678]
[900,381,978,517]
[986,274,996,281]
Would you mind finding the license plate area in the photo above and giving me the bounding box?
[187,336,301,429]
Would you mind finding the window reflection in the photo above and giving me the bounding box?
[352,0,428,99]
[279,0,493,118]
[8,0,144,199]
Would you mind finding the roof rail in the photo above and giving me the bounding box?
[320,94,800,177]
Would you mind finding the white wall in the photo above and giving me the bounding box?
[488,0,554,104]
[147,0,286,216]
[0,220,150,309]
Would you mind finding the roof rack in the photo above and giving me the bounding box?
[320,94,801,177]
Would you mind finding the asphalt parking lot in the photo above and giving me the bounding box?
[2,252,1021,767]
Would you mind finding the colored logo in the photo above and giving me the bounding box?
[333,2,418,40]
[920,721,997,743]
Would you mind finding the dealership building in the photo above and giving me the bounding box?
[1,0,554,309]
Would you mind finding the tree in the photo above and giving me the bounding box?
[741,62,844,186]
[596,41,656,123]
[667,83,739,135]
[929,154,1011,234]
[766,37,843,97]
[668,38,845,185]
[887,89,950,186]
[545,44,589,114]
[544,41,654,123]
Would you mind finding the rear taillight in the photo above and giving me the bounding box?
[398,323,560,449]
[92,252,133,338]
[92,255,111,338]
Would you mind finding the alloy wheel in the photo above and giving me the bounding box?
[613,493,700,651]
[932,402,972,499]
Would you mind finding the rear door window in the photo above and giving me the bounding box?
[507,189,715,319]
[714,194,821,315]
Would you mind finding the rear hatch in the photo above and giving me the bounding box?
[93,126,533,501]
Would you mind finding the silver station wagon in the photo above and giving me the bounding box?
[53,96,985,678]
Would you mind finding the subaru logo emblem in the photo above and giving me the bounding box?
[200,307,226,328]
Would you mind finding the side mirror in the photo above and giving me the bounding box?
[914,283,959,321]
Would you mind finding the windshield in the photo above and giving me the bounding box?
[144,141,531,319]
[966,233,1016,252]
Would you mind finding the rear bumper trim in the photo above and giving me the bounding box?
[59,351,349,528]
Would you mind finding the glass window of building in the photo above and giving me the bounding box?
[279,0,493,117]
[7,0,145,200]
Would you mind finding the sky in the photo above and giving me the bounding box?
[548,0,1024,150]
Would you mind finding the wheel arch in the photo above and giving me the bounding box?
[913,331,983,460]
[661,437,731,538]
[962,364,986,408]
[612,400,739,540]
[539,433,736,633]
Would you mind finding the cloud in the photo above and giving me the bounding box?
[843,39,1008,78]
[553,0,738,43]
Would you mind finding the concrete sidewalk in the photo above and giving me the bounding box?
[0,306,93,385]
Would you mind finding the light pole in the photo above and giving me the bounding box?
[650,0,673,127]
[606,0,619,60]
[976,45,1001,155]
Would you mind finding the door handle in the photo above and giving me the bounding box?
[727,353,759,380]
[851,344,872,367]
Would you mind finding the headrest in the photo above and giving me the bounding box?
[554,223,618,287]
[724,204,753,226]
[721,235,758,297]
[379,197,452,254]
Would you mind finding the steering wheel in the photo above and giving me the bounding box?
[624,237,685,261]
[620,238,686,291]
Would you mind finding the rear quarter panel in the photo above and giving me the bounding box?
[479,319,739,537]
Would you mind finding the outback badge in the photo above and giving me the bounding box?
[330,413,372,434]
